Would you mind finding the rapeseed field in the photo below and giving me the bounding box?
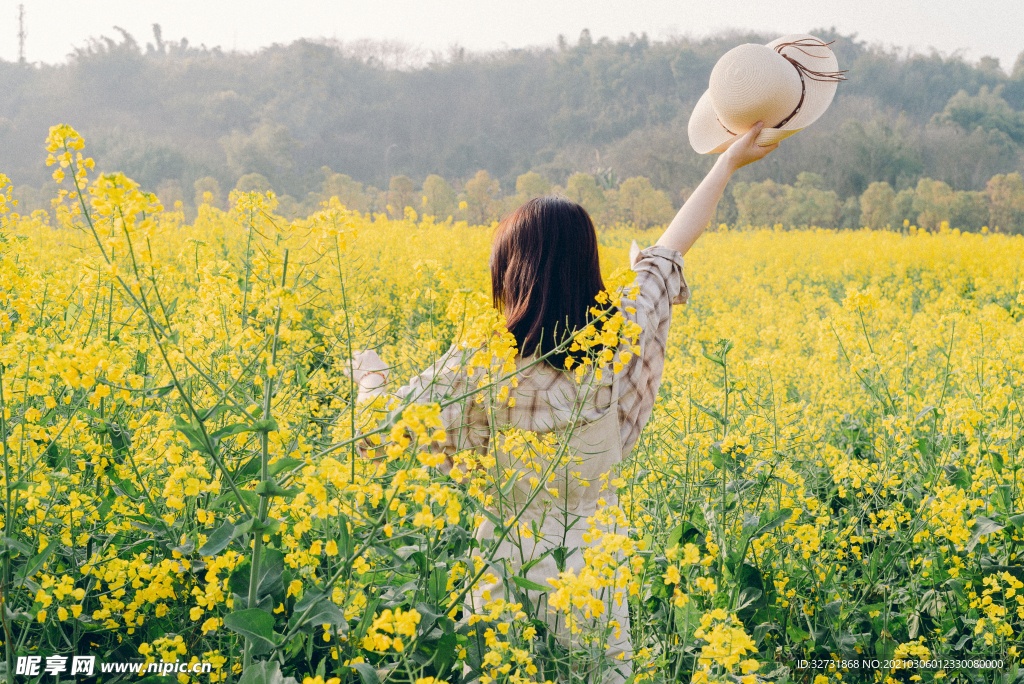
[0,125,1023,683]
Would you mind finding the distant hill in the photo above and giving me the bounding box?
[1,26,1022,216]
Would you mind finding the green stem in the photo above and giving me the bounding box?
[334,238,358,483]
[243,250,289,669]
[240,209,255,329]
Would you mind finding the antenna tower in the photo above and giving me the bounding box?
[18,4,26,64]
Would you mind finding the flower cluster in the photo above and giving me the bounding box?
[2,125,1024,682]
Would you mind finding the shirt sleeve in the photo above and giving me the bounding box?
[377,344,491,471]
[614,240,690,456]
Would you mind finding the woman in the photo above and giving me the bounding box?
[351,122,776,682]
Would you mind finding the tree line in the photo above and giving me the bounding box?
[82,164,1020,233]
[1,24,1022,224]
[731,171,1024,233]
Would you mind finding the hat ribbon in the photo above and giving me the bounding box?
[773,39,849,83]
[772,39,847,129]
[716,39,848,135]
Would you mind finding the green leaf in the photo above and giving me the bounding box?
[234,456,262,481]
[293,592,346,628]
[352,596,380,645]
[16,539,57,585]
[212,489,259,513]
[238,659,299,684]
[414,601,443,632]
[79,408,102,421]
[673,600,701,639]
[690,398,725,425]
[966,516,1004,552]
[228,560,252,598]
[253,419,279,433]
[172,538,195,555]
[197,521,237,556]
[429,563,449,602]
[990,450,1005,474]
[1,537,33,556]
[235,516,281,539]
[145,384,175,398]
[786,624,810,642]
[106,471,141,498]
[256,549,287,601]
[666,523,684,550]
[255,480,299,498]
[512,576,549,592]
[701,349,724,366]
[349,663,381,684]
[106,422,131,452]
[499,471,522,497]
[212,423,255,439]
[174,422,210,453]
[648,571,669,601]
[736,587,762,611]
[875,636,897,660]
[915,405,936,422]
[337,512,352,558]
[520,548,555,573]
[235,517,264,536]
[198,404,230,423]
[996,485,1013,513]
[130,520,162,534]
[948,467,972,490]
[752,623,777,648]
[223,609,277,655]
[268,457,304,477]
[433,633,458,674]
[752,509,792,539]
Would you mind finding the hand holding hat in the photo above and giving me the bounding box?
[720,120,779,171]
[688,34,847,154]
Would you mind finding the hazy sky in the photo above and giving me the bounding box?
[1,0,1021,73]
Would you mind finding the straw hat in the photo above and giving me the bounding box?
[688,34,846,154]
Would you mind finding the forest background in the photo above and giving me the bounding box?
[2,25,1024,231]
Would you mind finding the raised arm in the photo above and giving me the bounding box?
[655,121,778,257]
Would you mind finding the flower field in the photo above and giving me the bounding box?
[1,126,1024,684]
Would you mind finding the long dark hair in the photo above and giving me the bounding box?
[490,195,606,369]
